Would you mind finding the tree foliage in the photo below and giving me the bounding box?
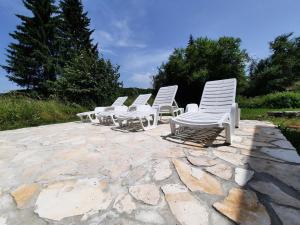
[247,33,300,96]
[2,0,121,106]
[58,0,98,66]
[153,36,248,106]
[53,50,121,107]
[2,0,59,93]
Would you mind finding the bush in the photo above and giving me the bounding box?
[238,92,300,108]
[0,95,86,131]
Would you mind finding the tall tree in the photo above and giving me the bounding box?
[58,0,97,65]
[153,36,248,106]
[2,0,59,92]
[247,33,300,96]
[53,50,121,107]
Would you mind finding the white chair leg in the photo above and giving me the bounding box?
[236,108,240,128]
[225,123,232,144]
[170,120,176,134]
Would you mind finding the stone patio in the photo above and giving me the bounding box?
[0,120,299,225]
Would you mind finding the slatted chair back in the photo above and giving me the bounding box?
[112,96,128,106]
[131,94,152,106]
[152,85,178,108]
[199,78,237,114]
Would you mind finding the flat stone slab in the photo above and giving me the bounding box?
[113,193,136,214]
[249,180,300,209]
[129,184,160,205]
[11,183,40,209]
[153,160,172,181]
[213,188,271,225]
[173,159,224,195]
[161,184,209,225]
[271,203,300,225]
[0,120,299,224]
[34,178,112,221]
[205,163,232,180]
[260,147,300,163]
[234,168,254,186]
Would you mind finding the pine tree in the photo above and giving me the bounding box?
[188,34,195,46]
[58,0,98,64]
[2,0,59,92]
[54,50,121,107]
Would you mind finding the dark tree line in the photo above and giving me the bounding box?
[2,0,121,106]
[153,36,248,106]
[247,33,300,96]
[153,34,300,106]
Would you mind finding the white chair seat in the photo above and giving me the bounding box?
[170,78,239,144]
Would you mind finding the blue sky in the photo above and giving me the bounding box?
[1,0,300,93]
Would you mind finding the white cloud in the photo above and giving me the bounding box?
[93,19,146,49]
[130,72,152,88]
[122,49,172,72]
[121,49,172,88]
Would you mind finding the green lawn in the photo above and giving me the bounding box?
[0,96,86,131]
[241,108,300,154]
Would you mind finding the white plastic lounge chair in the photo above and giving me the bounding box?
[96,94,152,125]
[170,78,239,144]
[76,96,128,123]
[117,85,179,130]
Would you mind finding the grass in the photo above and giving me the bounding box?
[0,95,86,131]
[241,108,300,154]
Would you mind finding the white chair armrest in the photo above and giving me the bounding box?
[185,103,199,113]
[113,106,128,112]
[94,107,106,113]
[130,105,154,112]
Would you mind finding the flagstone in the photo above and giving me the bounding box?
[216,146,238,153]
[248,158,300,191]
[135,210,165,224]
[161,184,209,225]
[271,203,300,225]
[113,193,136,214]
[11,183,40,209]
[1,120,299,225]
[153,160,172,181]
[249,180,300,208]
[173,159,224,195]
[0,217,7,225]
[185,148,211,157]
[187,155,218,167]
[259,147,300,163]
[210,211,235,225]
[205,163,232,180]
[272,140,296,150]
[240,149,283,162]
[213,151,246,166]
[213,188,271,225]
[234,168,254,186]
[129,184,160,205]
[34,178,112,221]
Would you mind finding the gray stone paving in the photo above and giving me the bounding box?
[0,120,299,225]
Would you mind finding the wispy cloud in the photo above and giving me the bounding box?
[93,19,146,50]
[122,49,172,72]
[121,49,172,88]
[130,72,152,88]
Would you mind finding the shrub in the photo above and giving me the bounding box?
[0,95,86,131]
[238,92,300,109]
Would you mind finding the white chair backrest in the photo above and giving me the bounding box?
[131,94,151,106]
[152,85,178,108]
[199,78,237,114]
[112,96,128,106]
